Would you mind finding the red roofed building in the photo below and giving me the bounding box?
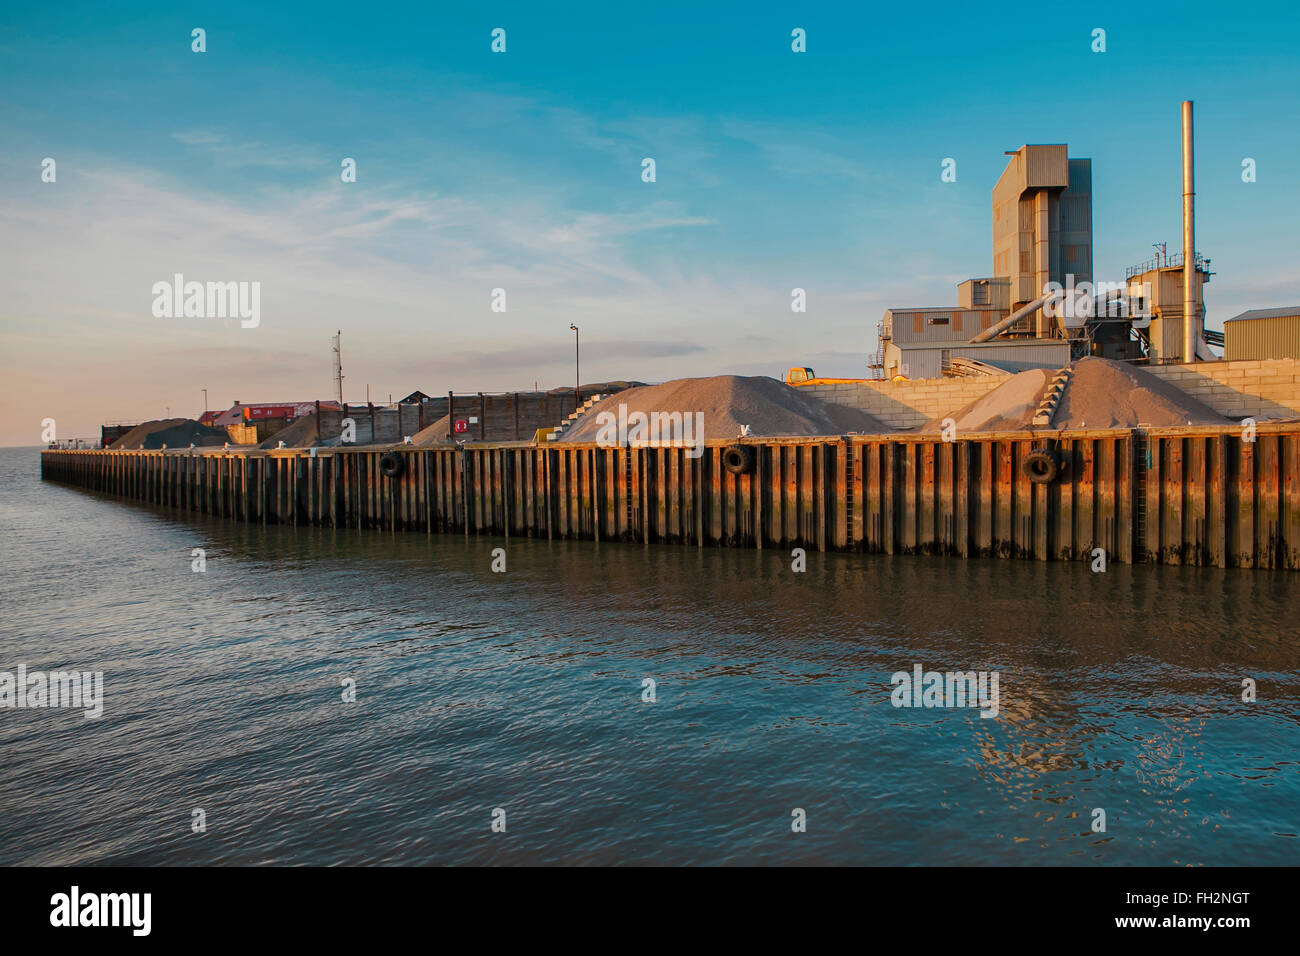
[211,401,340,427]
[211,401,342,443]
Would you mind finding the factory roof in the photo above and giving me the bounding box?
[885,306,961,313]
[1224,307,1300,322]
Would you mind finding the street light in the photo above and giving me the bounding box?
[202,388,208,413]
[569,324,580,410]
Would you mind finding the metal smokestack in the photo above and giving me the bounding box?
[1182,100,1196,363]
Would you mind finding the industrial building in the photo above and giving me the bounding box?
[876,307,1071,380]
[1124,248,1215,363]
[877,103,1217,380]
[878,143,1091,380]
[1223,307,1300,361]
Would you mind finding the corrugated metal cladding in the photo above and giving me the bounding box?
[890,309,1004,344]
[894,341,1069,379]
[966,342,1070,366]
[1025,145,1068,188]
[1225,315,1300,360]
[1060,193,1091,232]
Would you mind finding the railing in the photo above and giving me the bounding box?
[1125,252,1209,279]
[48,439,102,450]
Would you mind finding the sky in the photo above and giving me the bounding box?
[2,1,1298,445]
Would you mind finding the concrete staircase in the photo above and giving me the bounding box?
[1031,367,1073,427]
[546,394,606,441]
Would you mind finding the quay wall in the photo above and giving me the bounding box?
[39,425,1300,570]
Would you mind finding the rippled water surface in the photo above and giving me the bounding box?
[2,446,1297,865]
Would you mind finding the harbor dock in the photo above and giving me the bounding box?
[40,423,1300,570]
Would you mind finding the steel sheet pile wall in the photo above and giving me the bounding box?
[1139,428,1300,568]
[39,425,1300,568]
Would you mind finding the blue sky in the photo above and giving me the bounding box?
[2,1,1298,443]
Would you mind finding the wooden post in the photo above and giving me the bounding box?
[1284,433,1300,570]
[1161,436,1184,565]
[1258,434,1280,569]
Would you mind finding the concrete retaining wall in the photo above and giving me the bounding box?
[1143,359,1300,420]
[798,379,1007,429]
[802,358,1300,429]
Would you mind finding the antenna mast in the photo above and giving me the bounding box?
[332,331,344,403]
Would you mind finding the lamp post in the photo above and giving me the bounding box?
[202,388,208,413]
[569,323,580,410]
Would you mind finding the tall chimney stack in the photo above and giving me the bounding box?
[1182,100,1196,363]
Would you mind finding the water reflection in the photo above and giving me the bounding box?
[3,448,1298,865]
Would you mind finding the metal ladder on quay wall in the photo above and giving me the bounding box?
[844,444,856,548]
[624,444,635,539]
[1133,430,1149,559]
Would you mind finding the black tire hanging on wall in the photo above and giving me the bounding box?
[721,444,756,476]
[379,451,406,479]
[1022,445,1059,484]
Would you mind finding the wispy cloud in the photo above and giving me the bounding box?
[169,128,322,170]
[0,149,803,442]
[171,129,225,146]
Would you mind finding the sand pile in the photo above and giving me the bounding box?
[923,357,1233,432]
[411,414,452,446]
[557,375,892,442]
[1052,357,1230,428]
[258,415,318,449]
[546,381,645,395]
[921,369,1050,433]
[109,418,227,449]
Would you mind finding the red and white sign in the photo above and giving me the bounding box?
[244,404,299,421]
[240,402,332,422]
[454,419,469,434]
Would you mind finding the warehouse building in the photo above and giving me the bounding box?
[1223,307,1300,361]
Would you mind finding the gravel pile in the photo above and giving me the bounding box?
[258,415,318,448]
[923,357,1232,432]
[558,375,892,442]
[921,370,1050,433]
[1053,357,1230,428]
[411,414,452,446]
[108,419,227,449]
